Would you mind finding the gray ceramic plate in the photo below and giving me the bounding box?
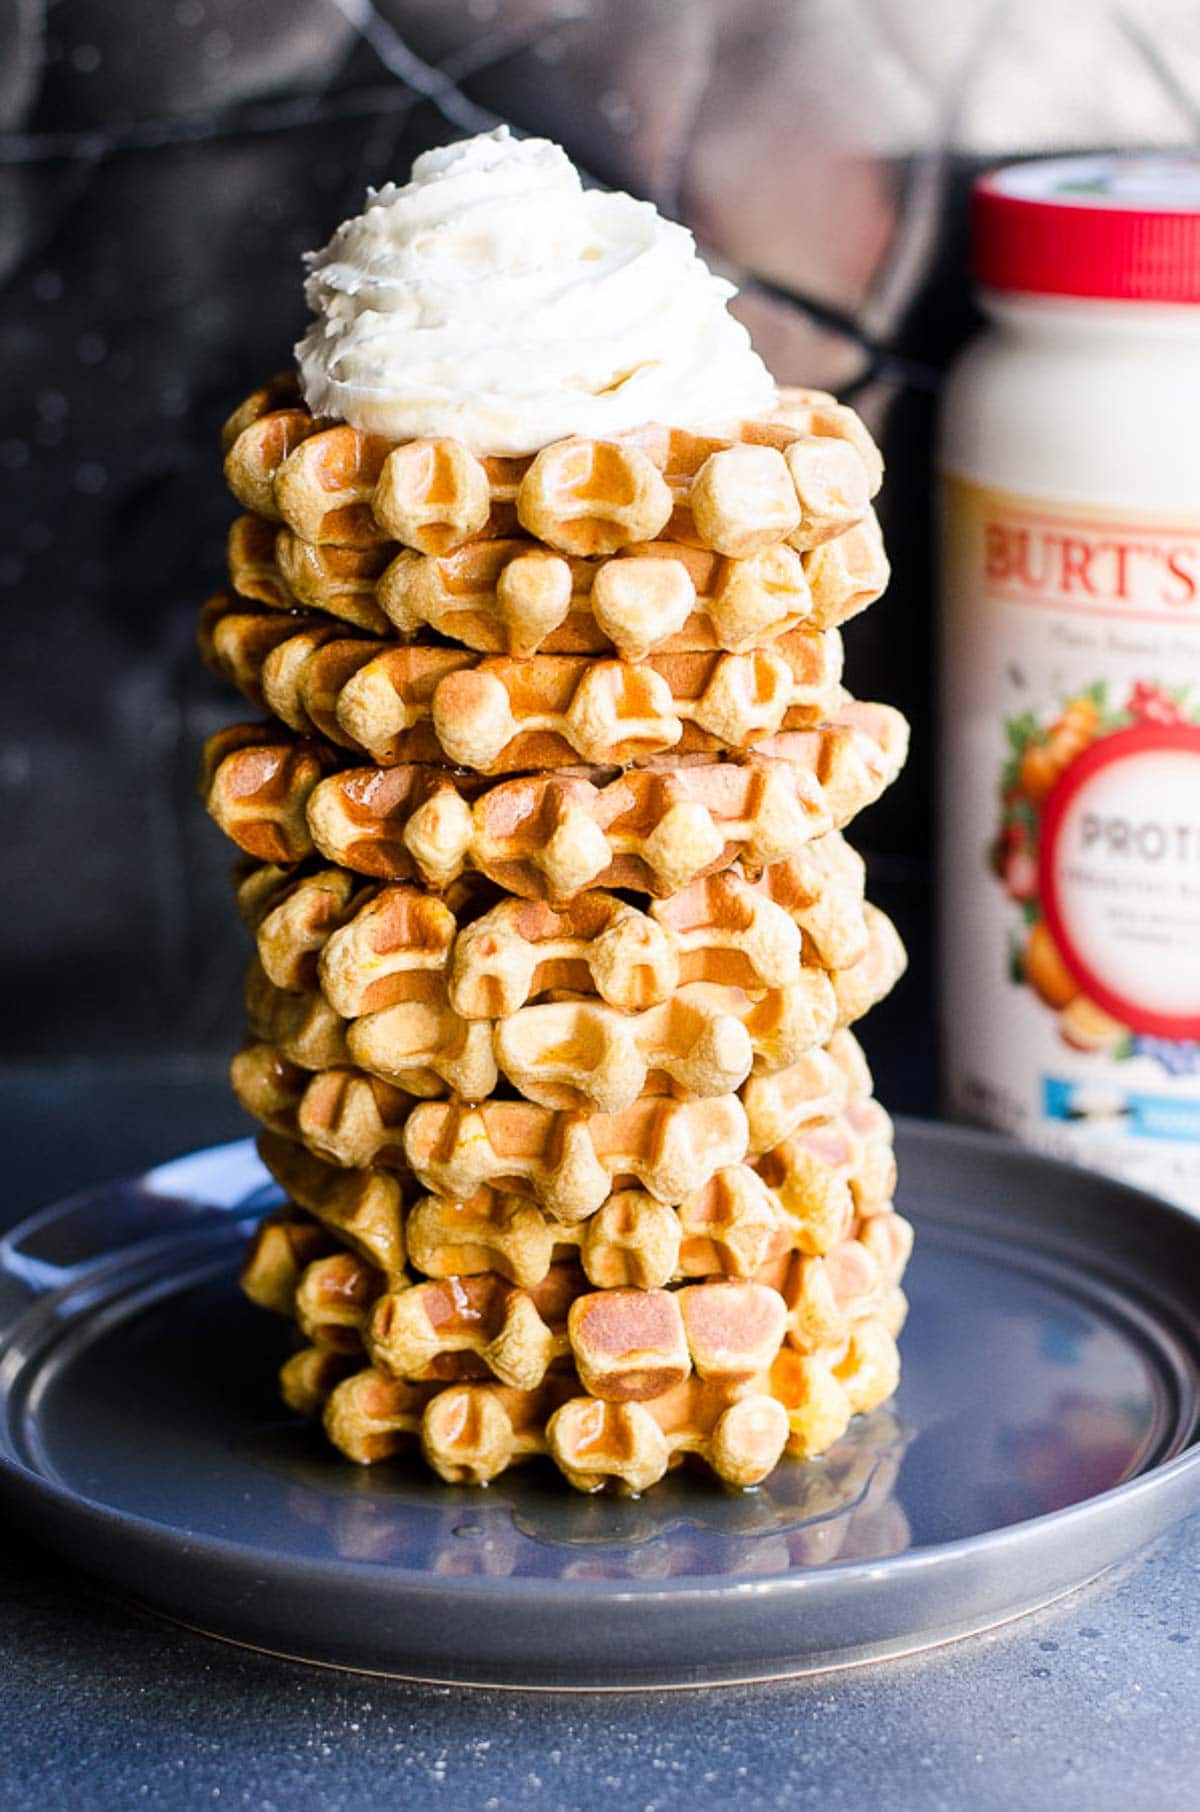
[0,1120,1197,1688]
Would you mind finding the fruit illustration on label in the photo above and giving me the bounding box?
[993,682,1200,1066]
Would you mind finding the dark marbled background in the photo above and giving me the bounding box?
[2,0,1199,1070]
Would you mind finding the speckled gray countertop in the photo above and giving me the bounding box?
[2,1065,1197,1812]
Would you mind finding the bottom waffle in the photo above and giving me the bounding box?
[240,1138,910,1492]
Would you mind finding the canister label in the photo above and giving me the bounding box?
[940,476,1200,1208]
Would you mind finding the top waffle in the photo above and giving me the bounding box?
[222,376,882,562]
[226,514,890,657]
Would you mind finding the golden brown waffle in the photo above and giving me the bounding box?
[230,527,885,659]
[200,723,340,866]
[322,1305,899,1487]
[240,1013,876,1211]
[354,1260,865,1411]
[321,1369,444,1463]
[239,1050,750,1216]
[742,1027,874,1153]
[293,1248,386,1353]
[758,1218,913,1355]
[246,958,500,1101]
[446,840,873,1014]
[251,1126,408,1279]
[244,903,902,1112]
[381,539,824,658]
[226,511,394,634]
[248,966,803,1111]
[239,1209,338,1314]
[402,1097,891,1294]
[222,385,881,559]
[403,1092,749,1222]
[768,1309,903,1462]
[546,1378,790,1493]
[753,1098,897,1256]
[290,1306,902,1484]
[203,702,908,898]
[366,1260,583,1391]
[198,595,330,713]
[567,1279,788,1399]
[236,834,872,1029]
[279,1345,361,1418]
[481,976,834,1111]
[203,597,846,771]
[244,956,350,1071]
[320,1370,574,1470]
[244,869,466,1008]
[476,901,899,1110]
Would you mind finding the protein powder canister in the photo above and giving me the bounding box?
[940,154,1200,1209]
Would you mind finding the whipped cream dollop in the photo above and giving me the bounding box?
[295,128,775,453]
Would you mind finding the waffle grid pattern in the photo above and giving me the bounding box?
[203,379,910,1493]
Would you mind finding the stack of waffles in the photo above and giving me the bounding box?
[201,372,912,1494]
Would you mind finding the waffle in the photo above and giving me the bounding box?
[758,1219,912,1355]
[200,723,340,866]
[320,1369,445,1463]
[385,539,817,658]
[222,386,881,559]
[244,956,350,1071]
[240,1012,876,1211]
[236,833,871,1027]
[402,1098,892,1293]
[475,902,899,1110]
[364,1260,582,1390]
[321,1302,899,1488]
[252,1125,408,1280]
[741,1027,874,1153]
[239,1047,750,1217]
[356,1268,808,1404]
[404,1183,680,1293]
[449,839,871,1014]
[203,702,909,898]
[402,1091,888,1229]
[239,1209,338,1314]
[244,869,465,1008]
[403,1092,749,1222]
[293,1248,386,1354]
[404,1168,820,1297]
[226,512,393,634]
[247,900,901,1113]
[246,963,851,1114]
[230,522,887,663]
[244,958,500,1101]
[237,1053,417,1172]
[431,1373,789,1490]
[280,1346,362,1418]
[321,1370,572,1470]
[754,1099,897,1247]
[203,597,847,771]
[768,1308,903,1462]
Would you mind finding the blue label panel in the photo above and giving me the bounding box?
[1044,1076,1200,1142]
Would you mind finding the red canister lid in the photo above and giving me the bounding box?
[973,154,1200,303]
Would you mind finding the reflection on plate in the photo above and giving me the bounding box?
[236,1406,913,1576]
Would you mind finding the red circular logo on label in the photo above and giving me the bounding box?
[1038,722,1200,1039]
